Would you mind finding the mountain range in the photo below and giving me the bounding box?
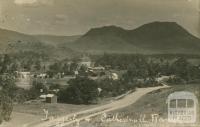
[68,22,200,54]
[0,21,200,60]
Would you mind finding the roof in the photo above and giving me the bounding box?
[112,73,118,76]
[17,71,31,74]
[40,95,47,98]
[93,67,105,70]
[40,94,56,98]
[46,94,56,98]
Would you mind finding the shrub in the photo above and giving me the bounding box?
[167,76,186,85]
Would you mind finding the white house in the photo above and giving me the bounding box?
[16,71,31,79]
[15,71,31,89]
[109,73,118,80]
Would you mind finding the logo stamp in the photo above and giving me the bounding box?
[167,91,198,124]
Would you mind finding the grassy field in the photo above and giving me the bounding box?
[80,84,200,127]
[12,95,116,117]
[4,96,118,127]
[13,102,99,117]
[3,102,102,127]
[1,112,41,127]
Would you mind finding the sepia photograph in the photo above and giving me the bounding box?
[0,0,200,127]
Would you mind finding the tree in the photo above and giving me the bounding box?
[62,63,70,75]
[47,62,62,78]
[49,83,60,90]
[70,62,78,74]
[28,80,48,99]
[0,93,13,124]
[171,57,191,81]
[58,77,99,104]
[78,65,88,76]
[0,75,16,124]
[0,76,17,99]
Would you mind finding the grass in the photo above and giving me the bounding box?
[81,84,200,127]
[13,95,116,117]
[5,94,116,127]
[13,103,97,117]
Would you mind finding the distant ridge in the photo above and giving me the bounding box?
[0,28,79,59]
[68,21,200,54]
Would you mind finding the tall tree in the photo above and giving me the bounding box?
[58,77,98,104]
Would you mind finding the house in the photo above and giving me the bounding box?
[15,71,32,89]
[46,94,57,103]
[109,73,119,80]
[15,71,31,79]
[39,94,57,103]
[88,66,105,76]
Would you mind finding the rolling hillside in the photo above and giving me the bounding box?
[0,28,78,59]
[34,34,80,46]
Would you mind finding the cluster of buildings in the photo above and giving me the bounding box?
[15,56,119,81]
[76,56,119,80]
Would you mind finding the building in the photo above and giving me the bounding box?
[40,94,57,103]
[109,73,119,80]
[36,73,48,79]
[46,94,57,103]
[88,66,105,76]
[15,71,32,89]
[16,71,31,79]
[88,66,105,72]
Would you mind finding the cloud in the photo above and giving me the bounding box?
[14,0,54,6]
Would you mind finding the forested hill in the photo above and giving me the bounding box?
[68,22,200,54]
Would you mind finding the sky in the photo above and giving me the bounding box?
[0,0,199,36]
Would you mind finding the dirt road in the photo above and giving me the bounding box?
[29,85,169,127]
